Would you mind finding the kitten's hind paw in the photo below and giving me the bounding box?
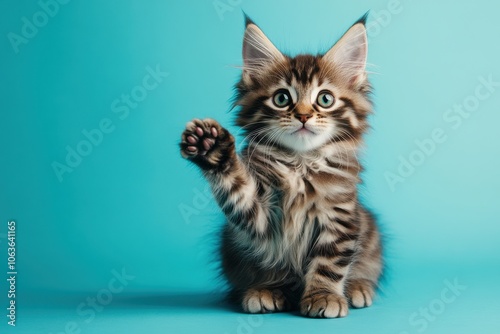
[346,279,375,308]
[242,289,290,314]
[180,118,235,170]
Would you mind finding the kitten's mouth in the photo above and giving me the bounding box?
[293,126,315,135]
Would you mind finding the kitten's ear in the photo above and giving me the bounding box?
[242,17,284,81]
[324,16,368,86]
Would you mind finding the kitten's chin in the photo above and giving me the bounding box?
[280,130,331,153]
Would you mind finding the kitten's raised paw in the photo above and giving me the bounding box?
[346,279,375,308]
[300,292,348,318]
[180,118,234,170]
[242,289,289,314]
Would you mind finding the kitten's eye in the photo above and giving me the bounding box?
[317,91,335,108]
[272,90,292,108]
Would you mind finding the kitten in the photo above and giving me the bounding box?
[180,15,382,318]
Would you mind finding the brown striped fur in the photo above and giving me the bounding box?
[180,15,382,318]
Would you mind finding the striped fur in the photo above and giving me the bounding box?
[180,15,382,318]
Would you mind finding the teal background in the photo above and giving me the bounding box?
[1,0,499,333]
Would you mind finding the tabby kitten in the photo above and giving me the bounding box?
[180,15,382,318]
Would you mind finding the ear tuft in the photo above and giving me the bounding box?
[355,11,370,26]
[323,18,368,87]
[243,12,254,27]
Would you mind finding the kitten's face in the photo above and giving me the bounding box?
[236,18,372,153]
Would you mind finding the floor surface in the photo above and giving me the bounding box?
[12,262,500,334]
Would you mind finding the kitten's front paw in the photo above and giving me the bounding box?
[180,118,234,170]
[242,289,289,314]
[300,292,348,318]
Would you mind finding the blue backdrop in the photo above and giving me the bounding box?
[1,0,499,333]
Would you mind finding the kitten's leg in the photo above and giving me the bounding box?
[345,213,382,308]
[300,222,359,318]
[300,263,351,318]
[180,118,269,235]
[242,288,290,313]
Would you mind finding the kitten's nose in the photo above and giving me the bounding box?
[295,113,313,124]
